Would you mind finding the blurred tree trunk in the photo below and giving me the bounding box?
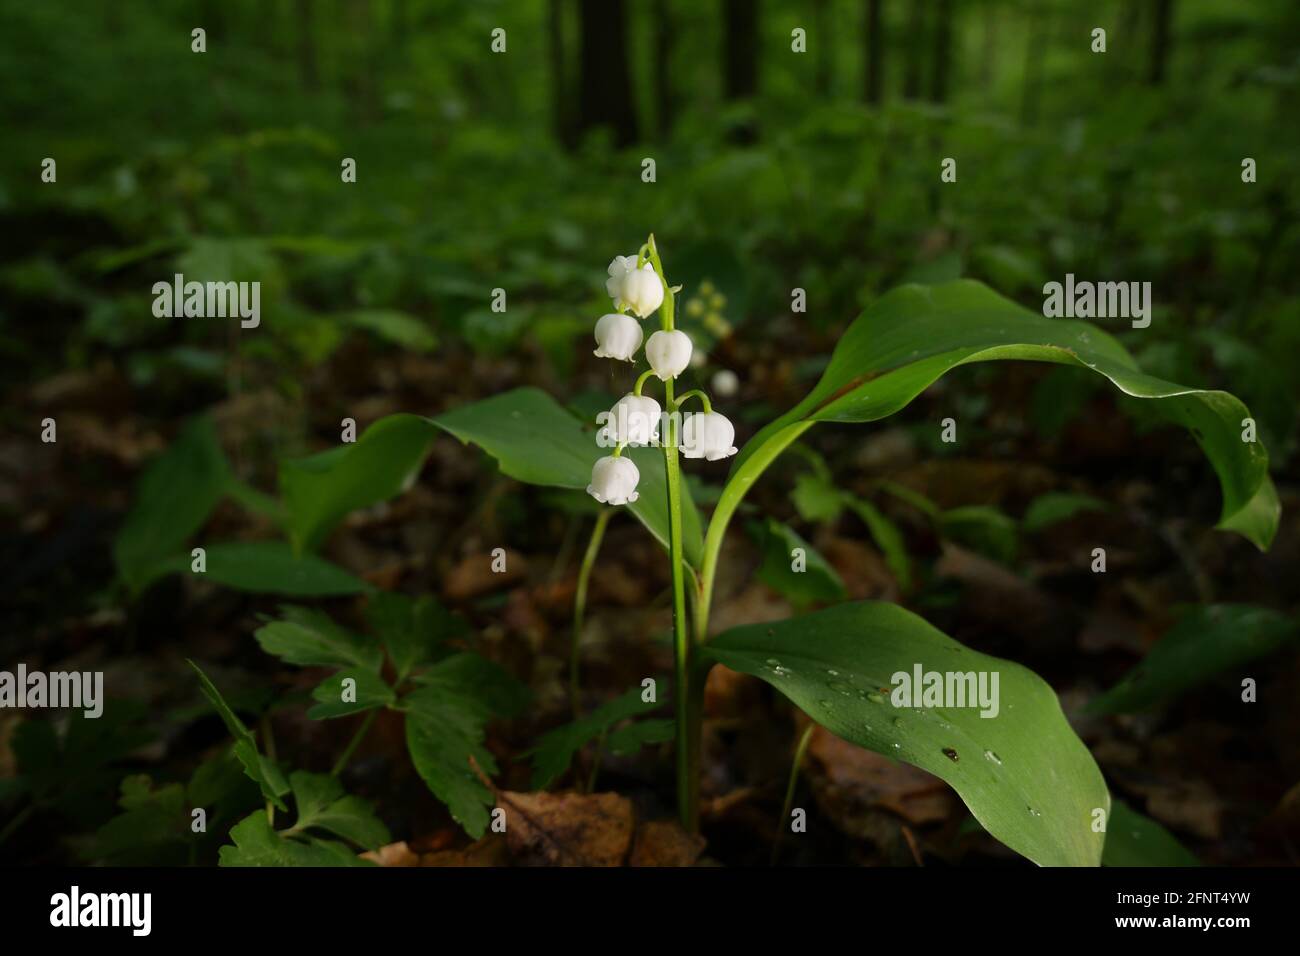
[903,0,926,99]
[654,0,676,140]
[296,0,320,92]
[550,0,574,146]
[930,0,953,102]
[577,0,638,145]
[864,0,884,104]
[813,0,832,96]
[723,0,760,100]
[1148,0,1175,85]
[980,0,997,90]
[1020,6,1046,125]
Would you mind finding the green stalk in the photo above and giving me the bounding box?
[330,709,378,777]
[694,420,814,643]
[771,723,815,865]
[570,509,613,719]
[647,236,699,832]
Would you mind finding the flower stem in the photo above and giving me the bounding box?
[673,389,713,413]
[633,369,657,396]
[646,234,698,832]
[330,709,378,777]
[570,508,612,720]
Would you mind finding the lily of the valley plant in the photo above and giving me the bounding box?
[430,233,1277,865]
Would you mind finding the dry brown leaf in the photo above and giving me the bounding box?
[628,820,706,867]
[498,790,634,866]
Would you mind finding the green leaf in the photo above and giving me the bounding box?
[280,414,439,552]
[843,495,912,590]
[527,687,663,789]
[403,654,530,837]
[605,718,674,756]
[734,281,1277,550]
[218,812,373,867]
[705,601,1109,866]
[308,667,395,719]
[254,605,382,670]
[114,416,231,591]
[187,660,290,811]
[791,471,844,524]
[751,519,846,607]
[365,592,466,680]
[165,541,370,595]
[1022,492,1110,533]
[939,505,1019,564]
[286,772,389,849]
[1102,799,1200,867]
[1087,605,1299,715]
[432,387,705,569]
[345,309,437,352]
[88,776,187,863]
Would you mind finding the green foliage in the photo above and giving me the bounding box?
[706,602,1110,867]
[188,661,290,811]
[1102,800,1200,867]
[735,281,1279,551]
[1022,492,1111,533]
[750,518,846,607]
[526,687,668,789]
[433,387,705,568]
[1088,605,1299,715]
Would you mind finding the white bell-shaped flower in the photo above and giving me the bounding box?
[593,312,643,362]
[601,394,661,447]
[605,255,638,307]
[620,266,665,318]
[681,411,738,461]
[587,455,640,505]
[645,329,692,381]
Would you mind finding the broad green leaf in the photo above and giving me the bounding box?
[254,605,382,670]
[791,471,844,524]
[527,687,663,789]
[280,414,439,552]
[432,387,705,569]
[218,812,373,867]
[88,776,187,864]
[308,667,395,719]
[939,505,1019,564]
[843,495,913,590]
[402,654,530,837]
[1087,605,1299,715]
[163,541,370,595]
[114,416,230,591]
[1022,492,1110,533]
[734,281,1277,550]
[187,660,290,811]
[285,772,389,849]
[1102,799,1200,867]
[751,519,846,607]
[705,601,1109,866]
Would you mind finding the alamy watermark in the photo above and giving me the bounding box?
[152,273,260,328]
[890,664,1000,718]
[0,664,103,718]
[1042,274,1151,329]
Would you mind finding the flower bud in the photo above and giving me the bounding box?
[620,267,665,318]
[681,411,738,462]
[587,455,640,505]
[645,329,692,381]
[593,312,643,362]
[601,394,661,447]
[605,255,638,306]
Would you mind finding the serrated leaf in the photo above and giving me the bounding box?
[286,772,389,849]
[307,667,395,719]
[254,605,382,670]
[280,414,439,552]
[733,281,1277,550]
[402,654,529,837]
[605,718,675,756]
[187,660,289,811]
[705,602,1109,866]
[527,687,663,789]
[365,592,465,680]
[432,387,705,569]
[218,812,373,867]
[1087,604,1299,714]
